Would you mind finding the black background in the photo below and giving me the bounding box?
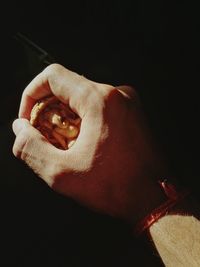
[1,1,199,266]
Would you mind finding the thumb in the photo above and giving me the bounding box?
[12,118,62,185]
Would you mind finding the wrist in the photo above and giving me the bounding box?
[130,176,167,225]
[147,195,200,266]
[131,177,191,236]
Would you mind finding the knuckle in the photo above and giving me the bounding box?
[12,143,20,158]
[116,85,140,103]
[104,86,118,98]
[89,84,120,105]
[12,129,30,159]
[12,129,35,161]
[96,83,115,96]
[43,63,64,76]
[105,86,125,104]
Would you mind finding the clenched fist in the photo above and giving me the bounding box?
[12,64,167,224]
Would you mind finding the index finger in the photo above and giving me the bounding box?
[19,63,96,119]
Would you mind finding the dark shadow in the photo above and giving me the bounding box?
[1,1,199,266]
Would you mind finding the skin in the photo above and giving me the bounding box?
[12,64,200,266]
[12,63,168,224]
[148,194,200,266]
[149,214,200,266]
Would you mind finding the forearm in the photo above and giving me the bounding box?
[144,195,200,266]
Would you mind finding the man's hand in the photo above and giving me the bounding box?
[12,64,167,223]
